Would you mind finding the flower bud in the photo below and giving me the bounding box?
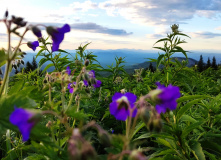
[46,26,58,36]
[46,121,52,128]
[148,113,162,132]
[129,150,146,160]
[32,26,42,38]
[11,16,26,27]
[68,139,81,160]
[148,89,162,103]
[98,131,112,147]
[81,142,97,160]
[83,73,89,81]
[84,59,89,66]
[75,60,82,66]
[90,77,96,85]
[5,10,8,18]
[139,107,150,124]
[171,24,179,33]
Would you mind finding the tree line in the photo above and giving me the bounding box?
[197,55,219,72]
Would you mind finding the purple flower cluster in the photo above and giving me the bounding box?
[31,24,71,52]
[109,92,137,121]
[155,82,181,114]
[68,82,76,93]
[9,107,35,141]
[84,70,102,88]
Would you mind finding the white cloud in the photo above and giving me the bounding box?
[98,0,221,26]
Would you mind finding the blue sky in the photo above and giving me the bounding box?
[0,0,221,52]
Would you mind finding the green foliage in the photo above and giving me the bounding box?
[0,23,221,160]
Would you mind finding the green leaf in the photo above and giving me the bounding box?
[176,95,210,121]
[153,47,166,52]
[38,58,48,67]
[42,63,54,73]
[173,46,188,60]
[0,49,7,63]
[181,121,204,138]
[190,141,206,160]
[177,95,210,103]
[156,138,173,149]
[180,115,197,123]
[36,48,45,58]
[156,54,164,69]
[154,38,171,45]
[203,150,217,160]
[131,121,145,138]
[24,154,48,160]
[8,80,25,95]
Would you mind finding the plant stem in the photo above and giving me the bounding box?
[72,94,80,127]
[49,83,52,104]
[6,130,13,160]
[66,67,84,112]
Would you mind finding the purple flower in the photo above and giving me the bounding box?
[47,24,70,52]
[9,107,35,141]
[109,92,137,121]
[155,82,181,114]
[83,80,89,86]
[88,70,95,78]
[93,80,102,88]
[68,82,76,93]
[66,66,71,75]
[27,41,39,51]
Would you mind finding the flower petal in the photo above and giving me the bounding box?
[112,93,123,102]
[109,101,118,116]
[58,24,70,33]
[114,107,129,121]
[155,104,167,114]
[125,92,137,104]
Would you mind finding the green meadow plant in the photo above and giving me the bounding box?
[0,10,221,160]
[149,24,190,85]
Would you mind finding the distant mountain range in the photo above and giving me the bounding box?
[124,57,198,74]
[2,49,221,76]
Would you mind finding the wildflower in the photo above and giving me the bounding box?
[109,92,137,121]
[27,41,39,51]
[155,82,181,114]
[68,82,76,93]
[66,66,71,75]
[93,80,102,88]
[83,70,101,88]
[46,24,71,52]
[83,80,89,87]
[9,107,36,141]
[88,70,95,78]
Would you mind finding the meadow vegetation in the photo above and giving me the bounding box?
[0,11,221,160]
